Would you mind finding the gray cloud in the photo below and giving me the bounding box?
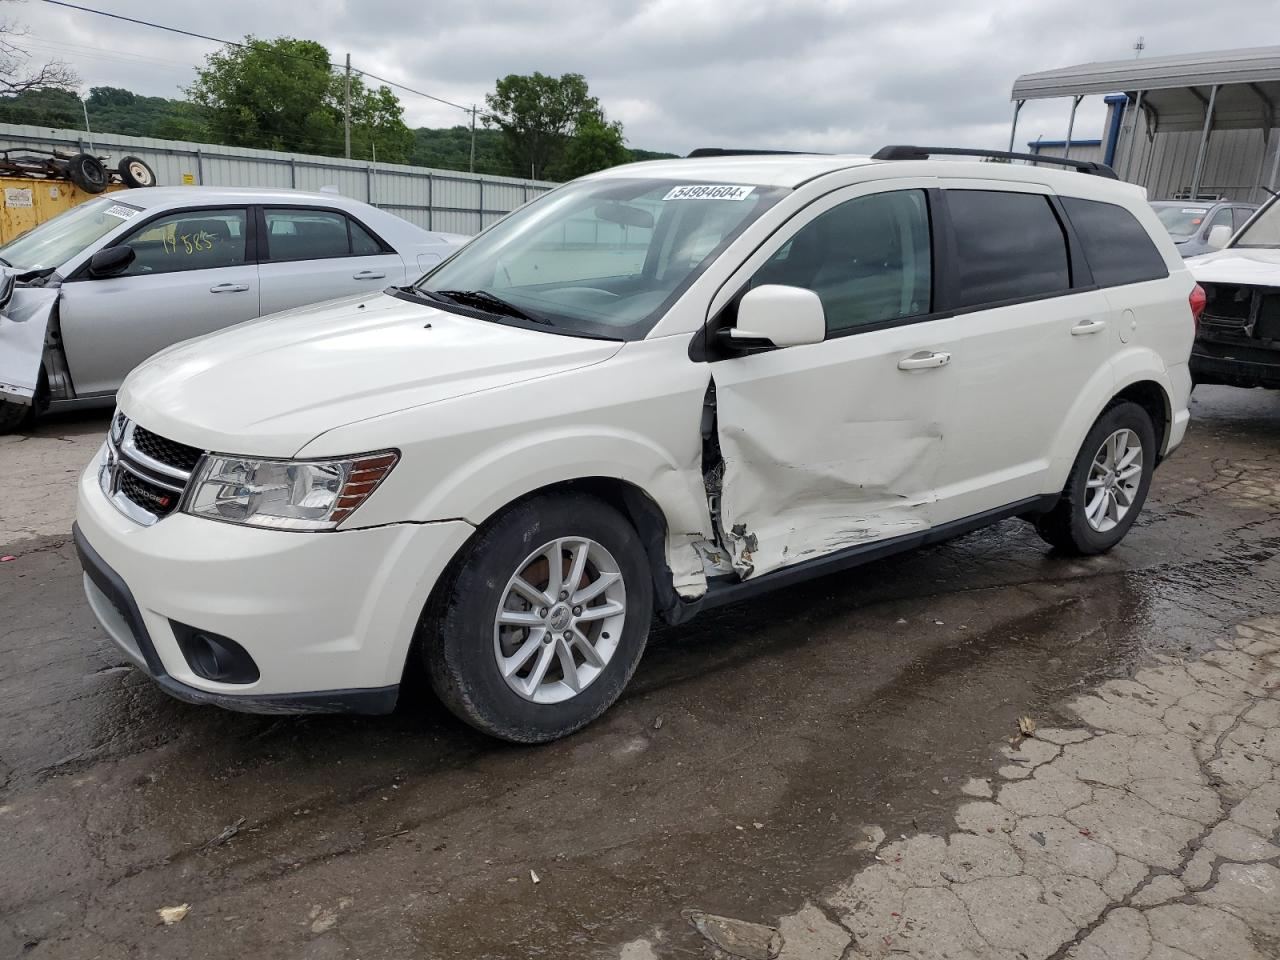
[15,0,1279,157]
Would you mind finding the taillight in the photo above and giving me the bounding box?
[1189,283,1206,333]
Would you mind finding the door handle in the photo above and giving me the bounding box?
[1071,319,1107,336]
[897,351,951,371]
[210,282,249,293]
[353,270,386,280]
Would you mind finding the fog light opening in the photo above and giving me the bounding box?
[171,622,260,684]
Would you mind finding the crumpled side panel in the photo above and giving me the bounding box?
[0,287,57,404]
[715,384,941,578]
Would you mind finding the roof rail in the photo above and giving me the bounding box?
[687,148,819,158]
[871,145,1119,180]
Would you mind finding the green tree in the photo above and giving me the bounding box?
[349,84,414,164]
[187,36,412,162]
[551,114,629,181]
[484,72,628,180]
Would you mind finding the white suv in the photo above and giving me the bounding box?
[74,147,1198,742]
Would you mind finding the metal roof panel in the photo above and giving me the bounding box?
[1012,46,1280,100]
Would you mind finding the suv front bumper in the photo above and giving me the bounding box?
[74,453,474,714]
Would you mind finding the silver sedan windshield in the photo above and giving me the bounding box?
[416,178,785,339]
[0,196,139,271]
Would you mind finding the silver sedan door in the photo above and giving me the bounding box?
[58,207,259,397]
[256,207,407,315]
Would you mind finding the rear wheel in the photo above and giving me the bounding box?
[420,493,652,743]
[1035,401,1156,555]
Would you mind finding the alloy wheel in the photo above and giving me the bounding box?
[493,537,627,704]
[1085,428,1143,533]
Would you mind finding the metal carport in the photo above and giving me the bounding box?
[1010,46,1280,202]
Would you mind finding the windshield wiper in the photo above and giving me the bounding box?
[0,255,10,268]
[432,289,548,324]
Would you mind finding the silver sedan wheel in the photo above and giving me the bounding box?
[1085,428,1143,533]
[493,537,627,704]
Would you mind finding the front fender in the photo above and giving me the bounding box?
[0,286,56,404]
[413,426,714,598]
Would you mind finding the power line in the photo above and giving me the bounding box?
[39,0,475,112]
[22,34,199,71]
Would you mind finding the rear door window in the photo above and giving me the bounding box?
[349,219,386,256]
[1060,197,1169,287]
[1232,207,1255,232]
[265,208,359,262]
[946,190,1070,307]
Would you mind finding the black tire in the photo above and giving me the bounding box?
[1035,401,1156,555]
[116,155,156,189]
[0,398,34,434]
[66,153,108,193]
[420,492,653,743]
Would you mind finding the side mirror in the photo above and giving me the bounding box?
[1207,224,1232,250]
[88,245,135,278]
[728,284,826,349]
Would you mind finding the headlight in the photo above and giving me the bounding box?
[184,451,398,531]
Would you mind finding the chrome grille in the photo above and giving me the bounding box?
[99,415,203,526]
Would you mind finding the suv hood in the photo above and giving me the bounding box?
[118,292,623,456]
[1187,247,1280,285]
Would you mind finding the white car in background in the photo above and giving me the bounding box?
[0,187,467,431]
[1186,192,1280,389]
[75,147,1196,743]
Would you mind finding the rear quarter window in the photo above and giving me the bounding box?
[946,190,1070,307]
[1061,197,1168,287]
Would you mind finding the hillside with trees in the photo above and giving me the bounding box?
[0,37,677,180]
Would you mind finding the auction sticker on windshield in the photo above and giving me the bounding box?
[105,205,138,220]
[663,185,756,201]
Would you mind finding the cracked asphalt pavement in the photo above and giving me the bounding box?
[2,386,1279,960]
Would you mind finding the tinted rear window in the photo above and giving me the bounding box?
[947,190,1070,307]
[1062,197,1168,287]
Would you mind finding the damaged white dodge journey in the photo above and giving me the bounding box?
[75,146,1199,742]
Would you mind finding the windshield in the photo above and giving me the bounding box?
[0,196,139,271]
[1150,203,1210,239]
[415,177,786,339]
[1234,196,1280,248]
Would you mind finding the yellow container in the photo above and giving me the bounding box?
[1,177,127,246]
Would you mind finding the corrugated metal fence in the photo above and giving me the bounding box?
[0,123,556,235]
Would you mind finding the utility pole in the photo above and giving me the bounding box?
[469,105,477,173]
[344,53,352,160]
[81,95,94,152]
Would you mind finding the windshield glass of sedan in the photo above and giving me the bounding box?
[1234,198,1280,247]
[1151,203,1209,238]
[0,196,139,271]
[417,178,785,339]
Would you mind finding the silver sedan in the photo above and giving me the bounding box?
[0,186,468,432]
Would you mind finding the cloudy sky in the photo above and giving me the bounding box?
[8,0,1280,156]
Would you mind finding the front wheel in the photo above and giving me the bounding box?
[420,492,653,743]
[1035,401,1156,555]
